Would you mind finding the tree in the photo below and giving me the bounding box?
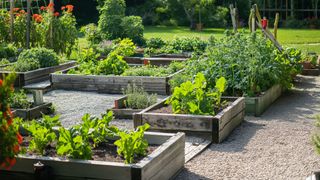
[174,0,215,29]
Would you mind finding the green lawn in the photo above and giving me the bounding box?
[144,26,320,54]
[78,26,320,54]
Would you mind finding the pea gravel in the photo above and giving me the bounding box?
[43,90,123,128]
[174,75,320,179]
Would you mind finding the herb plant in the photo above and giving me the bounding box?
[123,84,157,109]
[9,90,31,109]
[114,123,150,164]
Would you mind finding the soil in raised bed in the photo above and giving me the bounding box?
[20,136,158,163]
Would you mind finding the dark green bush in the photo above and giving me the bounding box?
[146,38,166,49]
[15,48,59,72]
[98,0,125,40]
[121,16,145,45]
[0,43,17,59]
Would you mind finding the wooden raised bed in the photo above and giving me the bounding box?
[12,102,53,120]
[0,61,76,87]
[123,57,187,66]
[0,132,185,180]
[51,68,183,95]
[134,97,245,143]
[109,96,143,119]
[244,84,282,116]
[151,53,191,59]
[301,68,320,76]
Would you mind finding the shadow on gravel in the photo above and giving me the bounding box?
[205,120,265,153]
[260,89,320,122]
[175,168,212,180]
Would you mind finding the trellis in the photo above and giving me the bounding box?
[0,0,53,48]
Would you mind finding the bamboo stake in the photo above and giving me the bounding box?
[274,13,279,40]
[26,0,31,49]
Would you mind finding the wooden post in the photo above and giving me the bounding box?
[251,8,256,32]
[274,13,279,40]
[9,0,14,42]
[49,0,54,49]
[229,4,237,32]
[26,0,31,49]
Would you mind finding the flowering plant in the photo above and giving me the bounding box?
[0,74,22,170]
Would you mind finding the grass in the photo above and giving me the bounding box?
[78,26,320,54]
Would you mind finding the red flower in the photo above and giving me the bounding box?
[7,119,12,126]
[19,10,26,14]
[54,12,59,17]
[13,8,19,12]
[40,6,46,11]
[66,5,74,13]
[0,79,2,87]
[17,133,23,144]
[61,6,66,10]
[47,2,54,12]
[13,145,20,153]
[32,14,39,19]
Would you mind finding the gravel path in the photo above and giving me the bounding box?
[43,90,123,127]
[176,75,320,180]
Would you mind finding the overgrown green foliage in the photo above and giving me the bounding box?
[121,16,145,45]
[122,61,185,77]
[23,115,61,155]
[114,123,150,164]
[167,73,226,115]
[123,84,157,109]
[97,0,144,45]
[0,43,17,60]
[9,90,31,109]
[14,48,60,72]
[57,126,93,160]
[69,39,136,75]
[170,31,302,97]
[97,52,128,75]
[145,37,208,55]
[80,23,101,47]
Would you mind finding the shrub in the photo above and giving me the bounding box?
[97,52,128,75]
[15,48,59,72]
[123,84,157,109]
[80,23,101,46]
[121,16,145,45]
[9,90,31,109]
[146,38,166,49]
[112,38,136,57]
[0,44,18,59]
[98,0,126,40]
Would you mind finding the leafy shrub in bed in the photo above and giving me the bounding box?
[169,31,302,97]
[14,48,59,72]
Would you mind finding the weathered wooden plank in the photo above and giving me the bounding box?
[13,102,53,120]
[301,68,320,76]
[217,110,245,143]
[185,139,211,162]
[138,133,185,180]
[245,84,282,116]
[141,112,213,132]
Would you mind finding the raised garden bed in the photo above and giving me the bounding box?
[0,61,76,87]
[301,67,320,76]
[12,102,53,120]
[0,132,185,180]
[51,68,183,95]
[133,97,245,143]
[109,96,143,119]
[244,84,282,116]
[123,57,187,66]
[151,53,191,58]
